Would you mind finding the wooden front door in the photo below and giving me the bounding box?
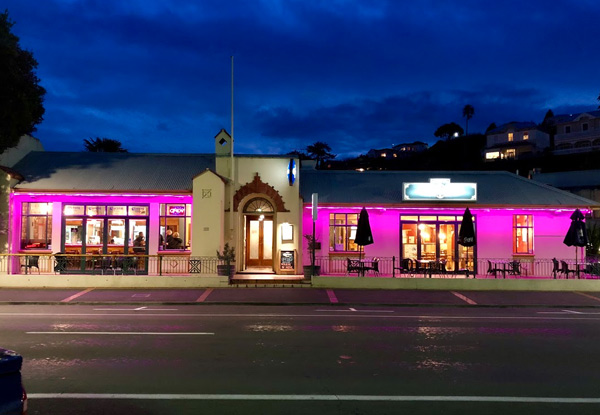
[245,215,273,267]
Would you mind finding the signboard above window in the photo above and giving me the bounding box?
[403,178,477,202]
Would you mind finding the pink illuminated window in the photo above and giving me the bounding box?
[21,202,53,250]
[160,204,192,249]
[513,215,533,254]
[329,213,358,252]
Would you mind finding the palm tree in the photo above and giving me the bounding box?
[84,137,128,152]
[597,92,600,109]
[462,105,475,136]
[306,141,335,169]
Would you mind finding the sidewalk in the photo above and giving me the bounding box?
[1,287,600,308]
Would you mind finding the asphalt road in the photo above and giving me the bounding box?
[2,304,600,414]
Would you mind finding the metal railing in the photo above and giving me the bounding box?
[1,253,227,276]
[312,256,600,279]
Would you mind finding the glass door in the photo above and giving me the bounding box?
[245,216,273,268]
[107,219,126,255]
[438,223,456,272]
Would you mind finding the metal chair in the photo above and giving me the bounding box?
[551,258,561,279]
[561,260,577,279]
[487,260,502,278]
[21,255,40,274]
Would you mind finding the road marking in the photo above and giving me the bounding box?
[575,291,600,303]
[196,288,213,302]
[25,393,600,403]
[60,288,95,303]
[538,310,600,315]
[451,291,477,305]
[5,312,600,321]
[26,331,214,335]
[91,308,178,311]
[326,289,338,303]
[315,309,394,313]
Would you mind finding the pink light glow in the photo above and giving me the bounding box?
[303,205,592,215]
[12,191,191,204]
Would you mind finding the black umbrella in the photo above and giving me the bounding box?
[458,208,476,277]
[563,208,588,277]
[354,207,374,260]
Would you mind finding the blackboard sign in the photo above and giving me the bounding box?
[280,250,295,270]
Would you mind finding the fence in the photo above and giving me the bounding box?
[1,254,225,276]
[313,256,600,279]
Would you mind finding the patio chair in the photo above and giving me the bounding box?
[507,260,521,277]
[487,260,502,278]
[369,258,380,276]
[346,258,362,276]
[560,260,577,279]
[551,258,561,279]
[21,255,40,274]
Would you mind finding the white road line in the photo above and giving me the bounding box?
[315,309,394,313]
[326,289,338,303]
[26,331,214,335]
[25,393,600,403]
[538,310,600,315]
[4,312,600,321]
[451,291,477,305]
[60,288,95,303]
[92,307,178,311]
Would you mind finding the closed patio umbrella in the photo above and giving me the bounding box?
[458,207,476,277]
[354,207,374,261]
[563,208,588,278]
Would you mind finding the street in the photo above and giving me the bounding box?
[2,304,600,414]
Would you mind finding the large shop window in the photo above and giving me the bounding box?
[513,214,533,254]
[329,213,358,252]
[63,204,149,255]
[160,204,191,250]
[401,215,475,273]
[21,202,53,249]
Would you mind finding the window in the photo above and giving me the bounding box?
[485,151,500,160]
[160,204,192,249]
[523,132,529,140]
[508,132,514,142]
[565,126,571,134]
[21,202,52,249]
[505,149,516,159]
[329,213,358,252]
[583,123,589,131]
[513,215,533,254]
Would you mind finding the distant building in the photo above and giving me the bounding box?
[550,110,600,154]
[366,142,428,159]
[484,122,549,161]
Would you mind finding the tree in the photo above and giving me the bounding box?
[0,10,46,153]
[434,123,464,140]
[485,123,497,133]
[462,104,474,136]
[543,109,554,122]
[306,141,335,168]
[84,137,128,152]
[597,92,600,109]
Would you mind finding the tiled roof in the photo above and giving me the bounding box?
[300,169,598,207]
[12,152,216,192]
[487,121,538,135]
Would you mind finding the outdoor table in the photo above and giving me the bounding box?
[416,259,435,278]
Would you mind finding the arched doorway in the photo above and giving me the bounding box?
[244,198,275,270]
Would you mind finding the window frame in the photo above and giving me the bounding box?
[159,203,192,250]
[329,213,359,252]
[513,214,534,254]
[21,202,53,250]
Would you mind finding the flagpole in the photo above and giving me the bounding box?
[229,56,235,236]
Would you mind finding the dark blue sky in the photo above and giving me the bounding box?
[5,0,600,158]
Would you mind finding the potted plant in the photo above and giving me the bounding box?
[216,242,236,278]
[303,234,321,278]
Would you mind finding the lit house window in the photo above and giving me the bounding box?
[508,132,514,142]
[485,151,500,160]
[523,132,529,140]
[21,202,53,249]
[381,153,387,158]
[329,213,358,252]
[505,149,516,159]
[513,215,533,254]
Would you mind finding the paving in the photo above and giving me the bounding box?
[1,287,600,307]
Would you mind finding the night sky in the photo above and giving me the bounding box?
[5,0,600,158]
